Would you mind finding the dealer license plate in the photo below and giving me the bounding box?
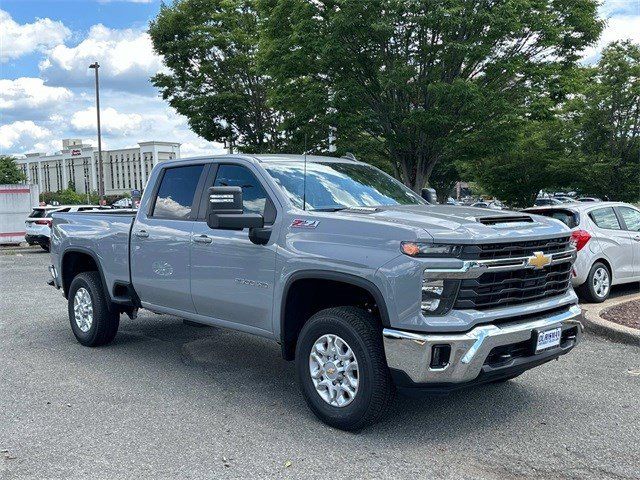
[535,327,562,353]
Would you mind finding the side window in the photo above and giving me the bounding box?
[619,206,640,232]
[151,165,204,219]
[589,207,621,230]
[213,164,267,215]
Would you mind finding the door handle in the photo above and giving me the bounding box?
[134,230,149,238]
[633,235,640,242]
[193,235,213,244]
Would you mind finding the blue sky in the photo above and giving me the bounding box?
[1,0,639,157]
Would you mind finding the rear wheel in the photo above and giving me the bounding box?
[68,271,119,346]
[295,307,395,431]
[577,261,611,303]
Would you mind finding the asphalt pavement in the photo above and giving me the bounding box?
[1,250,639,479]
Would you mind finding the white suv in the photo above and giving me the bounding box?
[525,202,640,302]
[25,205,110,251]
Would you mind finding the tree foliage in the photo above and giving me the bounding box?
[0,156,26,184]
[259,0,602,190]
[568,41,640,202]
[149,0,284,152]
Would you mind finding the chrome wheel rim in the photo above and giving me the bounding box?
[309,334,359,408]
[593,267,610,298]
[73,287,93,333]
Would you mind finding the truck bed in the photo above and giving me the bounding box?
[51,210,136,295]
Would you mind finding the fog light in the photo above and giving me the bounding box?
[430,344,451,369]
[422,279,444,312]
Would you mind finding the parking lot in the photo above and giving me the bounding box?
[1,250,639,479]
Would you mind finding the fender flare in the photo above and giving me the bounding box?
[279,269,391,346]
[61,246,112,306]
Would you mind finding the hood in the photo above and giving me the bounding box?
[333,204,570,243]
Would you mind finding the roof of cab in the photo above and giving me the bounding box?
[162,153,360,167]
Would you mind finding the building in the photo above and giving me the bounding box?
[17,139,181,195]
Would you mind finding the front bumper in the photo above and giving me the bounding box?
[383,304,582,386]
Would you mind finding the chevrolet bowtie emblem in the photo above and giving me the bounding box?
[527,251,551,269]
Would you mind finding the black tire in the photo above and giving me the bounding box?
[576,261,611,303]
[68,271,119,347]
[40,244,50,252]
[295,307,395,431]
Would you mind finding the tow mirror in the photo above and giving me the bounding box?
[206,186,264,230]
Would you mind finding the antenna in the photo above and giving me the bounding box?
[302,133,308,211]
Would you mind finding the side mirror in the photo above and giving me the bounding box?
[206,186,264,230]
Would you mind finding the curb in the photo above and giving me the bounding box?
[581,293,640,347]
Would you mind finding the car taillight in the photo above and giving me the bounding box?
[571,229,591,251]
[35,219,52,227]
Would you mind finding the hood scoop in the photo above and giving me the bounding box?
[342,207,381,214]
[475,215,535,227]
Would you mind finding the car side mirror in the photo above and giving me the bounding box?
[206,186,264,230]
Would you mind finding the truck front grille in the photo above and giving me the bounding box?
[454,260,572,310]
[459,236,571,261]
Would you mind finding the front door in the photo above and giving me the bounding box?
[190,162,277,334]
[130,163,206,312]
[589,206,635,281]
[617,206,640,278]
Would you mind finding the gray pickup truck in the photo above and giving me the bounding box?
[49,154,582,430]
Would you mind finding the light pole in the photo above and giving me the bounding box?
[89,62,105,203]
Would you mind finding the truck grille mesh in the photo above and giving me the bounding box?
[454,236,573,310]
[459,236,571,261]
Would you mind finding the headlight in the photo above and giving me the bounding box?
[401,242,461,257]
[421,275,460,316]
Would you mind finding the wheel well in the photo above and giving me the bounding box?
[61,251,99,298]
[593,258,613,281]
[280,278,382,361]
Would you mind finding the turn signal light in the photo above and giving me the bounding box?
[570,229,591,251]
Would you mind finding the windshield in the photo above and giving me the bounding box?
[264,162,424,210]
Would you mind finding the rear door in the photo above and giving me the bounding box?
[617,206,640,278]
[130,163,207,312]
[190,162,278,334]
[588,206,635,281]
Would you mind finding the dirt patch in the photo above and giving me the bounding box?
[601,299,640,330]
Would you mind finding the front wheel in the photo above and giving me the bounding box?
[295,307,395,431]
[68,271,120,346]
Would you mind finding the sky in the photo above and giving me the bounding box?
[1,0,639,158]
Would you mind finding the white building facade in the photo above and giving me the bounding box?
[17,139,181,195]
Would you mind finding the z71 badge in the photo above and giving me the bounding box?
[290,219,320,229]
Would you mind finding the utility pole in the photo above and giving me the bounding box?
[89,62,105,203]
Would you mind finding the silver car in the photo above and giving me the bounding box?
[525,202,640,302]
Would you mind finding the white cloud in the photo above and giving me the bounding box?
[71,106,143,134]
[581,14,640,63]
[0,9,70,62]
[0,121,52,151]
[39,24,164,92]
[0,77,73,111]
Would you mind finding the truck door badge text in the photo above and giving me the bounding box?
[291,219,319,229]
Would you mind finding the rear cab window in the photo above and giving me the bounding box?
[150,165,205,220]
[589,207,621,230]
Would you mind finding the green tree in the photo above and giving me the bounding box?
[564,42,640,201]
[149,0,285,152]
[466,119,570,208]
[259,0,602,191]
[0,156,27,184]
